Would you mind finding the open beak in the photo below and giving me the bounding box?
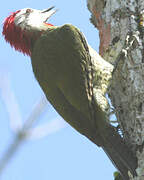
[41,6,57,22]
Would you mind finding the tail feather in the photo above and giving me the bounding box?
[92,125,137,180]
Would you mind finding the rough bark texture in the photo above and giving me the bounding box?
[87,0,144,179]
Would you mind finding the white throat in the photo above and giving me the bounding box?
[14,8,53,31]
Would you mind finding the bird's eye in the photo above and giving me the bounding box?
[26,9,32,13]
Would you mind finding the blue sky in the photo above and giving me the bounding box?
[0,0,116,179]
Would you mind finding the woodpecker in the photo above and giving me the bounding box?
[2,7,137,179]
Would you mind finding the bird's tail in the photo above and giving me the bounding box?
[92,125,137,180]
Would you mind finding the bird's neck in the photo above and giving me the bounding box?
[19,23,54,56]
[24,30,43,56]
[5,22,53,56]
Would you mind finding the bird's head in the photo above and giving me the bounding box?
[2,7,57,56]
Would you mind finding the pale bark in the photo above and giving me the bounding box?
[87,0,144,179]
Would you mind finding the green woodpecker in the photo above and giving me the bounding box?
[2,7,137,179]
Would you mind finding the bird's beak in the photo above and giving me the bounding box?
[41,6,57,22]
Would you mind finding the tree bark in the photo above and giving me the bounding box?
[87,0,144,179]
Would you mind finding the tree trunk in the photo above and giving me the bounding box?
[87,0,144,179]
